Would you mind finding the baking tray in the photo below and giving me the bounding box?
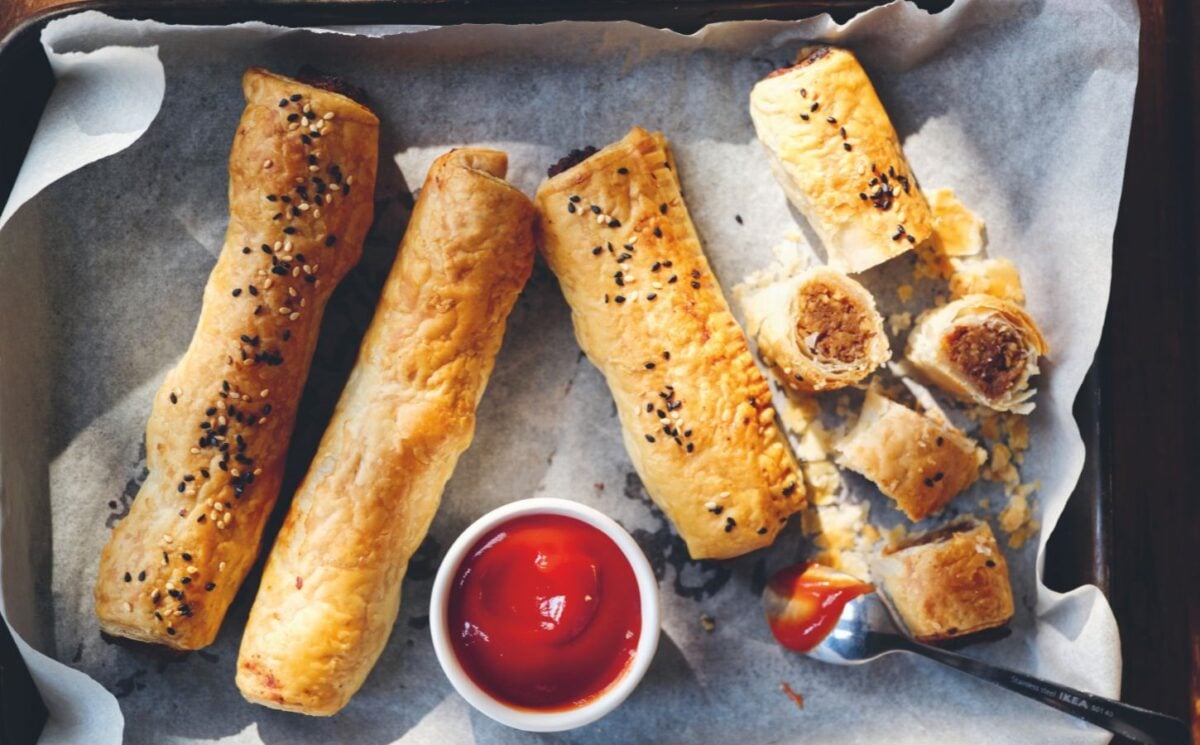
[0,2,1109,743]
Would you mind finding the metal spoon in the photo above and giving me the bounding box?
[806,591,1189,744]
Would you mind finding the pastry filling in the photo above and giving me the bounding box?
[944,318,1029,399]
[887,518,977,553]
[794,282,874,364]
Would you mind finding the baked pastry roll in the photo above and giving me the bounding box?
[93,68,378,650]
[743,266,889,393]
[236,148,535,715]
[927,188,984,258]
[750,46,932,273]
[875,517,1015,642]
[536,127,805,560]
[906,294,1048,413]
[836,386,984,521]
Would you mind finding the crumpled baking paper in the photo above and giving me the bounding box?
[0,1,1138,742]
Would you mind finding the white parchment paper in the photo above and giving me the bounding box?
[0,1,1138,742]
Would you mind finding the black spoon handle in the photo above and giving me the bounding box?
[889,635,1189,745]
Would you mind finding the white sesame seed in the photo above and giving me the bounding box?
[313,209,321,219]
[278,307,291,315]
[264,279,273,290]
[162,534,173,544]
[628,291,640,300]
[253,468,263,476]
[292,267,300,277]
[186,566,198,575]
[596,214,606,224]
[288,287,297,298]
[300,298,307,308]
[190,447,201,454]
[274,240,283,250]
[230,468,240,477]
[302,264,312,275]
[217,416,226,426]
[290,312,301,321]
[263,159,273,169]
[308,165,319,172]
[213,502,223,513]
[346,175,354,185]
[288,122,299,131]
[329,183,340,191]
[166,582,175,591]
[303,103,312,114]
[219,561,227,572]
[298,203,310,211]
[259,389,269,398]
[629,235,639,244]
[123,601,133,613]
[652,282,663,289]
[323,111,335,120]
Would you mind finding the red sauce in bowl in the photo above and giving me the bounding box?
[447,513,641,711]
[763,562,874,653]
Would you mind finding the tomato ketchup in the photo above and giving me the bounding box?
[447,513,641,710]
[764,562,874,653]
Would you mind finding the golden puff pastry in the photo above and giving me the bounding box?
[94,68,378,650]
[927,188,985,258]
[236,148,536,715]
[750,46,932,273]
[906,294,1048,414]
[949,258,1025,305]
[837,385,984,521]
[875,517,1015,642]
[743,266,889,393]
[536,127,805,560]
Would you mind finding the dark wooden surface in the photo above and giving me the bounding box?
[0,1,1194,744]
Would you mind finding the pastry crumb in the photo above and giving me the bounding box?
[897,284,914,303]
[699,614,716,633]
[949,257,1025,304]
[888,312,913,335]
[998,489,1040,548]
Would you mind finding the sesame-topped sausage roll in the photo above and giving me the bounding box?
[237,149,535,715]
[874,517,1014,642]
[93,68,378,650]
[743,266,889,393]
[906,294,1048,414]
[836,386,984,521]
[536,127,805,560]
[750,46,932,273]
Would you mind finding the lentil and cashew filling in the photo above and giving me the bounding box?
[793,281,874,364]
[944,318,1030,399]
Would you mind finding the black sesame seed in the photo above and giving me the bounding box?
[618,167,629,175]
[287,113,300,122]
[138,571,146,581]
[177,482,186,493]
[166,627,176,636]
[924,478,935,487]
[231,288,242,297]
[653,226,663,238]
[241,246,251,254]
[569,195,581,203]
[724,517,736,532]
[123,572,132,582]
[660,203,668,214]
[936,437,944,446]
[278,98,288,107]
[668,275,678,284]
[811,102,819,112]
[590,205,601,214]
[691,281,701,289]
[645,362,656,369]
[985,560,996,568]
[826,116,837,124]
[325,235,337,247]
[645,434,656,443]
[608,219,621,228]
[567,202,577,214]
[283,226,296,235]
[205,582,216,591]
[290,93,302,101]
[756,527,768,535]
[180,577,191,585]
[647,293,657,301]
[614,295,626,303]
[844,143,852,151]
[800,114,810,121]
[859,193,868,201]
[169,393,178,404]
[592,246,602,255]
[934,472,944,482]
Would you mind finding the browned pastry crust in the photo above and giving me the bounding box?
[93,68,378,650]
[236,149,536,715]
[836,386,984,521]
[750,46,932,273]
[535,127,806,560]
[876,518,1015,642]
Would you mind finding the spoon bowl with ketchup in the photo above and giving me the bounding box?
[430,497,660,732]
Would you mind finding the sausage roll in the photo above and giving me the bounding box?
[749,46,932,273]
[906,294,1048,413]
[836,386,984,521]
[875,517,1014,642]
[743,266,889,393]
[94,68,378,650]
[236,149,535,715]
[536,127,805,560]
